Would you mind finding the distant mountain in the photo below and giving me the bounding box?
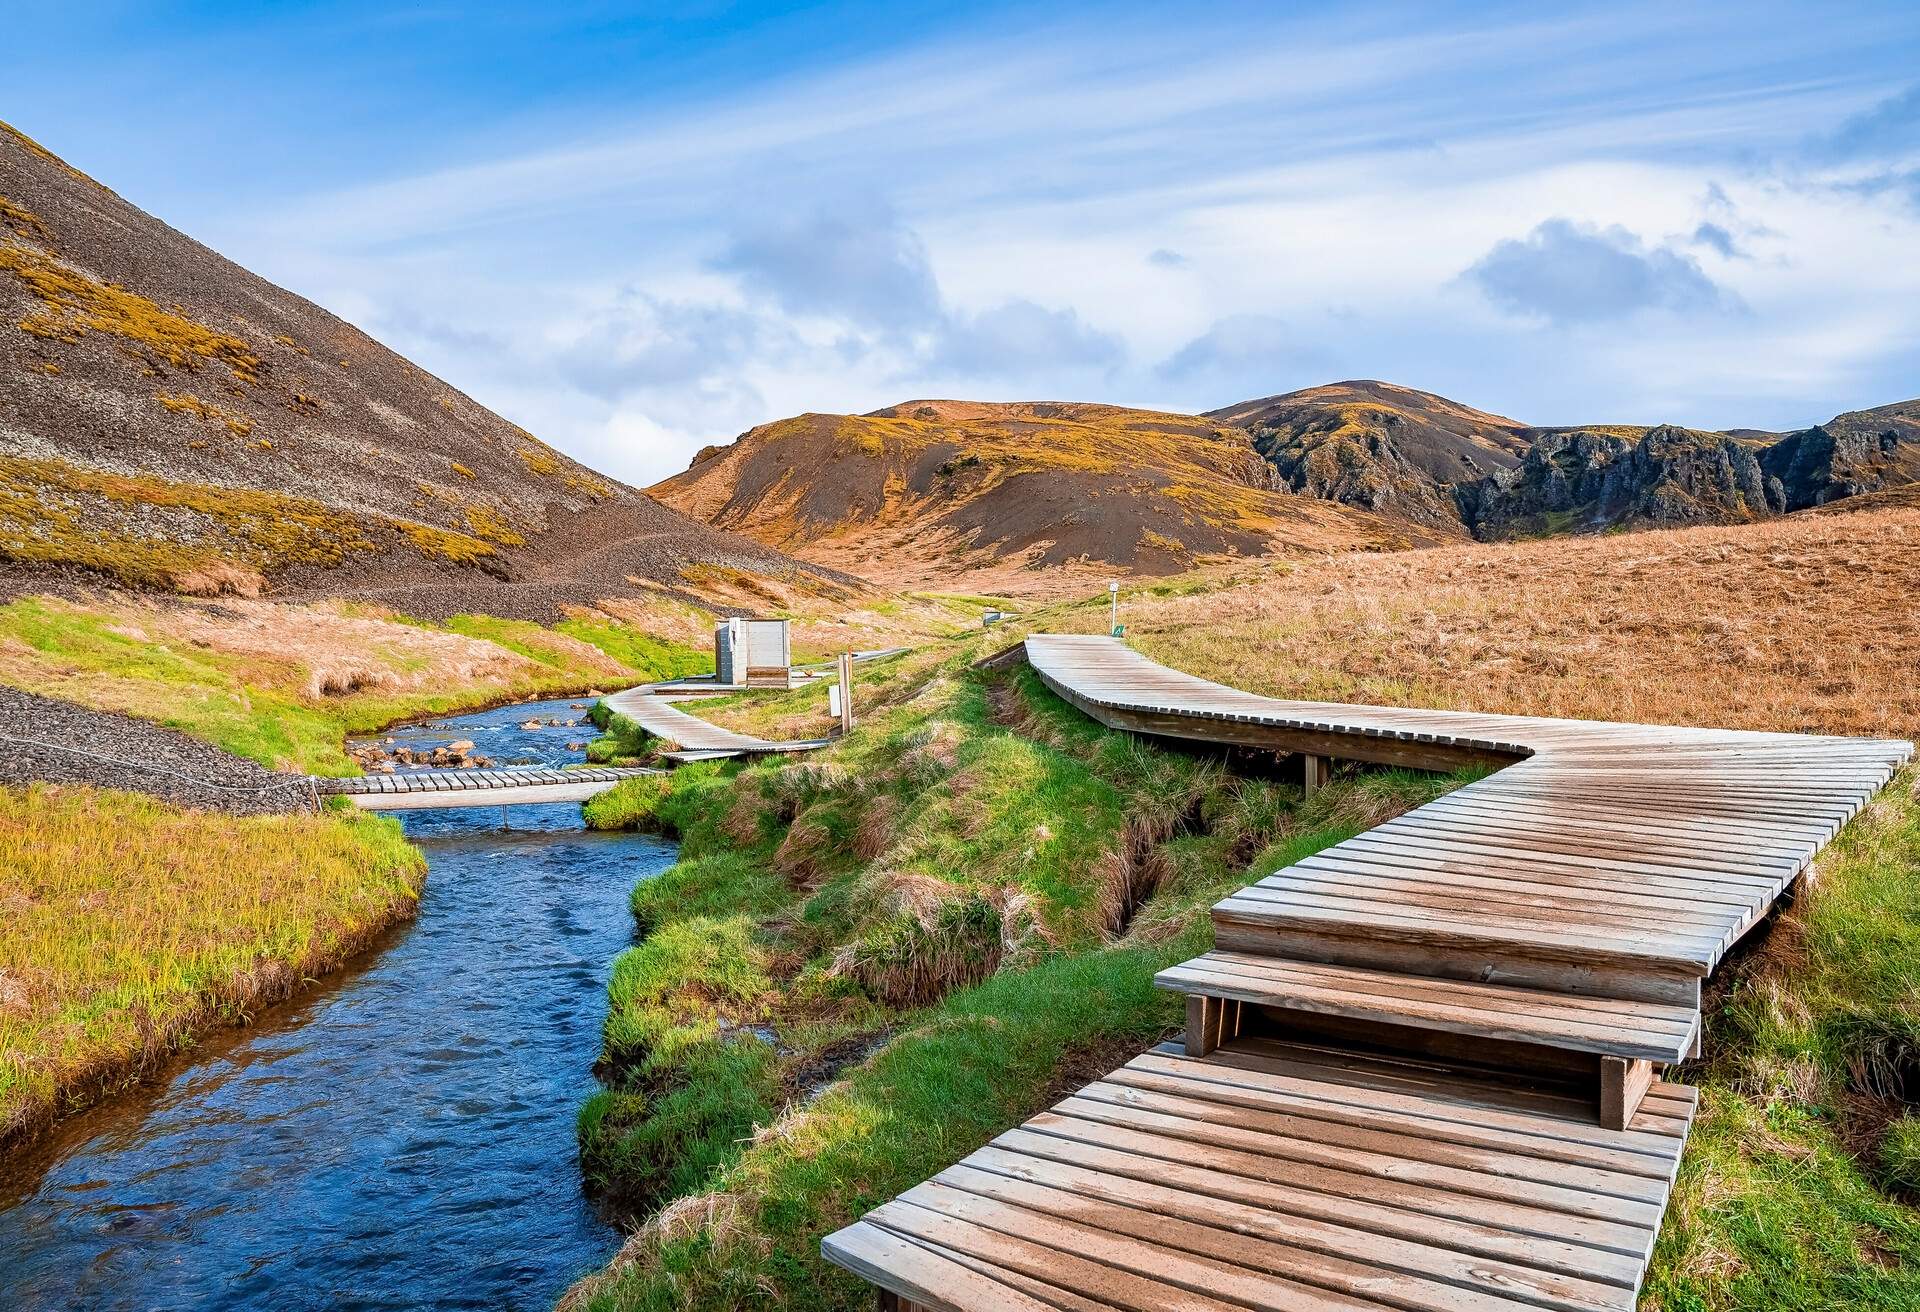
[1211,381,1919,541]
[1455,402,1919,538]
[0,120,848,620]
[649,399,1416,592]
[1206,381,1533,530]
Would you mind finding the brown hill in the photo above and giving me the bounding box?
[1207,380,1533,529]
[648,399,1419,593]
[0,120,850,621]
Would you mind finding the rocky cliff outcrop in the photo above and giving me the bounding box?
[1458,426,1784,538]
[1209,381,1530,533]
[1759,400,1919,510]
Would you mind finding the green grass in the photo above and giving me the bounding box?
[0,784,423,1143]
[556,617,708,680]
[1646,768,1920,1309]
[581,915,782,1206]
[583,708,658,766]
[566,642,1467,1307]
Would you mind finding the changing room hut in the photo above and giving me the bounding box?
[714,617,792,687]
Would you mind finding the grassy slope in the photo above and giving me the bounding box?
[565,635,1460,1310]
[0,594,706,775]
[569,514,1920,1310]
[0,784,424,1144]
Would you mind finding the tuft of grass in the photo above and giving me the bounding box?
[0,784,423,1145]
[1881,1117,1920,1199]
[580,916,780,1206]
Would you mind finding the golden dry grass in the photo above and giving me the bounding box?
[0,784,424,1143]
[1086,507,1920,740]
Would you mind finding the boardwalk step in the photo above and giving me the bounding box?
[1157,952,1698,1064]
[823,1039,1698,1312]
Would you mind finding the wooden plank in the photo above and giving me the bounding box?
[1158,958,1694,1062]
[984,1130,1648,1288]
[820,1222,1063,1312]
[926,1166,1631,1312]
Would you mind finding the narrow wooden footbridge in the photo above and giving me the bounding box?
[314,765,658,810]
[825,634,1913,1312]
[601,685,830,762]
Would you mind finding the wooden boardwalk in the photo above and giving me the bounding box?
[602,686,829,762]
[314,765,658,810]
[825,634,1912,1310]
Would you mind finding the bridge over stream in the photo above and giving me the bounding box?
[824,634,1913,1312]
[314,766,660,810]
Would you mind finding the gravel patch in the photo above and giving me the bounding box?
[0,685,313,815]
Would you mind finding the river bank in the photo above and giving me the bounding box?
[563,636,1462,1310]
[0,784,424,1149]
[0,595,705,1151]
[0,698,678,1309]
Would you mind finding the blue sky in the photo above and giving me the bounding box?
[7,2,1920,484]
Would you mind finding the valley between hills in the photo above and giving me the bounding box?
[3,110,1920,1312]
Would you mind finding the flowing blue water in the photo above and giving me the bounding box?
[0,698,666,1310]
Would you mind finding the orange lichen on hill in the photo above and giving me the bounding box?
[156,391,252,438]
[515,441,562,476]
[460,502,526,547]
[0,454,370,591]
[0,238,262,383]
[396,521,497,564]
[0,453,528,590]
[0,196,49,243]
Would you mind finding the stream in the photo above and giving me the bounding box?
[0,697,670,1310]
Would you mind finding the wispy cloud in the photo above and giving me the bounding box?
[54,1,1914,481]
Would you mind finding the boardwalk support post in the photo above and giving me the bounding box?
[1601,1055,1654,1131]
[1301,752,1332,797]
[1185,994,1240,1056]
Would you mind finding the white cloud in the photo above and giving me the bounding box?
[187,7,1920,481]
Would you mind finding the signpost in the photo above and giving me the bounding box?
[836,652,854,734]
[1109,580,1121,636]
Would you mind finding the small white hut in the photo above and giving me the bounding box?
[714,617,792,687]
